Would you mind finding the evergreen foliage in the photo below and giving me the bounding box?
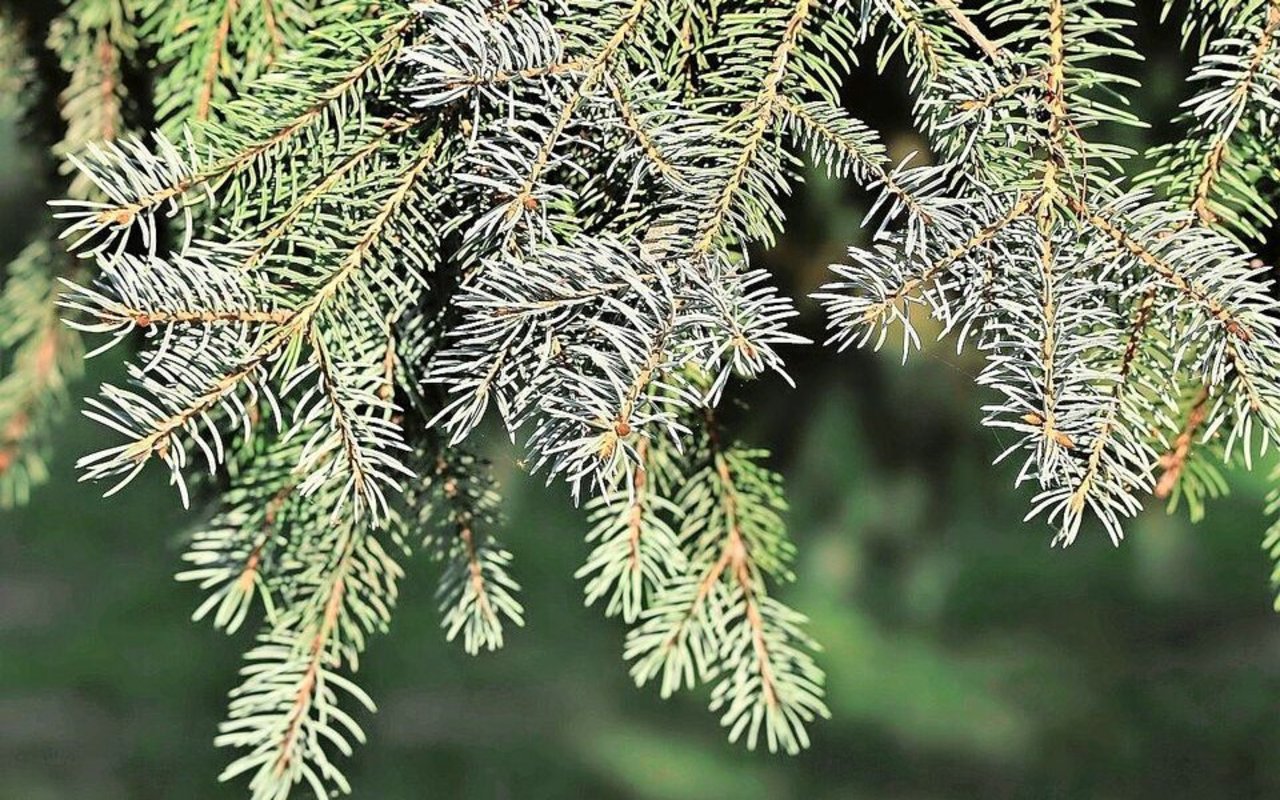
[1,0,1279,796]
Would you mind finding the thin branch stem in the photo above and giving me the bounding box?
[935,0,1003,60]
[1155,384,1211,499]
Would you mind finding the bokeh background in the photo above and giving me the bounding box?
[3,2,1280,798]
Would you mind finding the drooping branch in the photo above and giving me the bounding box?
[1187,0,1280,227]
[694,0,815,254]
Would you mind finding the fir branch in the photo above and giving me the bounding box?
[0,2,132,508]
[1055,285,1159,545]
[428,451,525,655]
[508,0,652,215]
[1155,383,1211,499]
[137,0,322,131]
[239,115,418,274]
[606,72,687,187]
[54,10,416,258]
[1148,0,1280,235]
[626,411,825,755]
[177,435,306,634]
[693,0,815,254]
[26,0,1280,783]
[48,0,136,197]
[1068,196,1256,346]
[817,190,1036,356]
[71,131,442,515]
[0,10,33,119]
[0,243,81,508]
[776,94,938,225]
[578,437,687,623]
[884,0,950,80]
[1031,0,1070,469]
[217,519,402,800]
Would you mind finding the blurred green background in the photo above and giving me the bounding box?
[4,2,1280,798]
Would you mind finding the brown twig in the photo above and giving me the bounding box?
[1155,385,1211,499]
[935,0,1003,60]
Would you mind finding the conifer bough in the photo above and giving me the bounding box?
[1,0,1279,796]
